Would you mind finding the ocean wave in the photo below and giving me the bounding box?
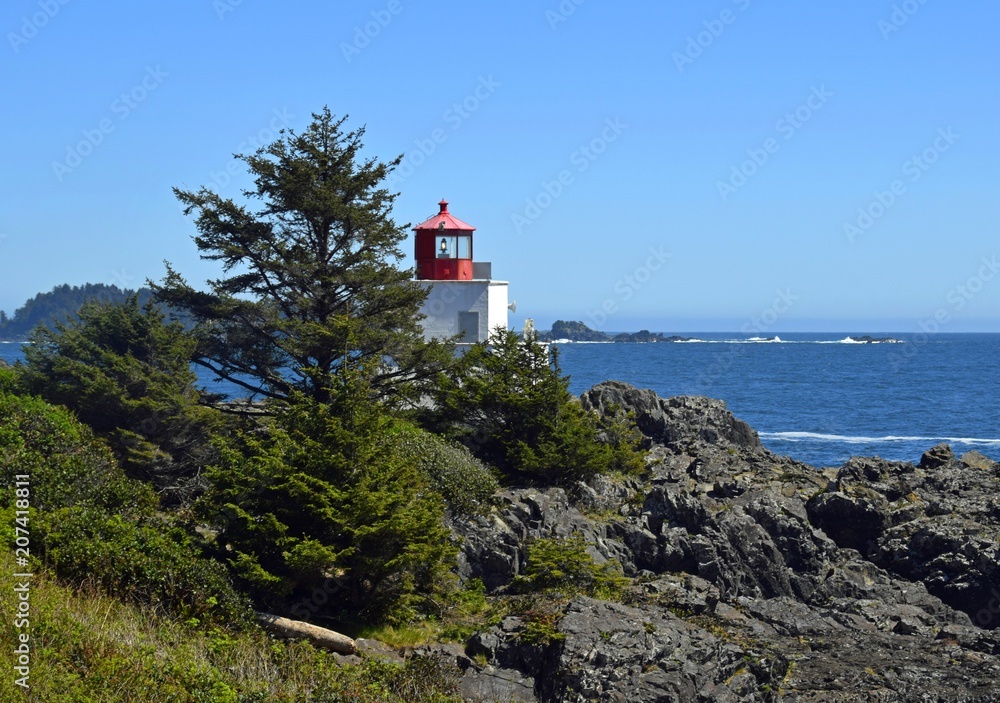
[668,336,907,345]
[550,336,906,345]
[747,336,782,343]
[760,431,1000,447]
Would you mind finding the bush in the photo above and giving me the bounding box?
[426,328,643,486]
[19,296,228,504]
[511,534,628,600]
[595,403,647,476]
[0,391,156,515]
[0,389,249,626]
[0,363,22,394]
[37,508,252,625]
[388,422,499,515]
[0,549,470,702]
[199,374,458,625]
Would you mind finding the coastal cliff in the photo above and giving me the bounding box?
[423,381,1000,702]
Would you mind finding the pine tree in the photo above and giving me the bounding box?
[19,296,225,503]
[152,107,453,407]
[199,367,456,625]
[426,328,643,485]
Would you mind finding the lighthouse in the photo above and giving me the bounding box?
[413,200,510,345]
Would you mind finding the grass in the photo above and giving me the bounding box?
[0,552,475,702]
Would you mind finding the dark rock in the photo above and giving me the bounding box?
[918,442,955,469]
[806,490,889,554]
[815,444,1000,630]
[543,320,609,342]
[580,381,761,451]
[612,329,663,343]
[459,664,538,702]
[851,335,902,344]
[438,382,1000,700]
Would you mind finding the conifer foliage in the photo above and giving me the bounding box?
[153,107,453,407]
[427,328,644,485]
[20,296,224,503]
[199,369,457,625]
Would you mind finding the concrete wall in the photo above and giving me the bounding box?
[417,279,509,343]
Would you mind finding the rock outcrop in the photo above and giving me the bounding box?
[414,382,1000,701]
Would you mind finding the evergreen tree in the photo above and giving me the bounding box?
[426,328,643,485]
[152,108,453,407]
[19,296,226,503]
[199,368,456,625]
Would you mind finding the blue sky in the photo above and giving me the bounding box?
[2,0,998,332]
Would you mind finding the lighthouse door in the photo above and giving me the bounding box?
[458,311,479,343]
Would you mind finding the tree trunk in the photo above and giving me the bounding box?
[255,612,358,654]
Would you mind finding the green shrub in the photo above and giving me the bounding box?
[0,550,470,702]
[388,422,499,515]
[0,389,248,626]
[0,391,156,515]
[0,363,22,394]
[511,534,628,600]
[199,376,458,625]
[425,328,645,486]
[38,507,252,625]
[595,403,647,476]
[519,605,567,646]
[19,296,228,504]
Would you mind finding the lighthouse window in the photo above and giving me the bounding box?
[456,235,471,259]
[437,236,456,258]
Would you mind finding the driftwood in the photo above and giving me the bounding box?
[256,612,358,654]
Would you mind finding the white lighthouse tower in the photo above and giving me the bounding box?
[413,200,510,345]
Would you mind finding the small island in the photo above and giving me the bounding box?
[849,335,903,344]
[538,320,696,343]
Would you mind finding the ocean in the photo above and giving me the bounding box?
[3,333,998,469]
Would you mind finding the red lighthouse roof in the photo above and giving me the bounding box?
[413,199,475,232]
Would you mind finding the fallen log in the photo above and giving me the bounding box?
[256,612,358,654]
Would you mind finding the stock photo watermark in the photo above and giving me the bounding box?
[340,0,405,62]
[107,268,135,289]
[511,117,627,234]
[888,255,998,371]
[672,0,752,73]
[877,0,931,39]
[11,475,33,690]
[974,587,1000,628]
[204,107,295,191]
[695,289,799,388]
[584,247,672,329]
[7,0,71,53]
[388,76,500,187]
[214,0,245,21]
[843,127,958,243]
[51,65,169,182]
[546,0,586,30]
[717,85,833,201]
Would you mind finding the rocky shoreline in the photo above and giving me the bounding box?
[370,381,999,702]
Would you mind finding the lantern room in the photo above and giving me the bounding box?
[414,199,474,280]
[413,199,511,346]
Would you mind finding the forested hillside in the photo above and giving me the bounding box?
[0,283,152,340]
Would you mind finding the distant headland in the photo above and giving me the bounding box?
[535,320,692,343]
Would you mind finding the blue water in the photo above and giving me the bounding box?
[3,333,999,468]
[554,333,1000,468]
